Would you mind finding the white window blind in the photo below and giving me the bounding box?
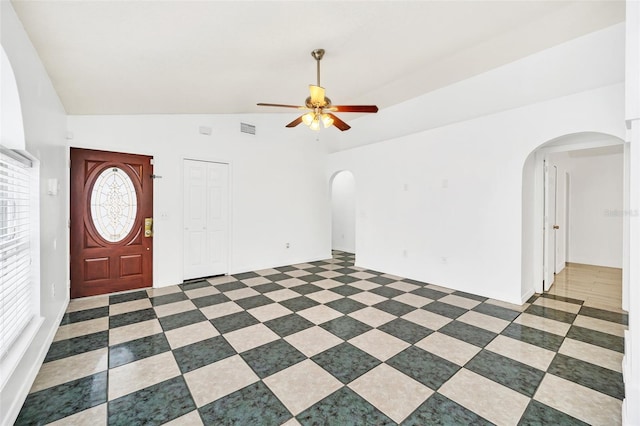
[0,147,33,360]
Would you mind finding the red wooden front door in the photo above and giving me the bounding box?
[70,148,153,298]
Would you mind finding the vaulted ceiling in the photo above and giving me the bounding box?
[10,1,625,115]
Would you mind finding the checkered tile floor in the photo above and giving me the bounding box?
[16,251,627,425]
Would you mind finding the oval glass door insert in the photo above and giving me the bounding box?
[90,167,138,242]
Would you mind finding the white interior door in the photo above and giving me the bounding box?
[183,159,229,280]
[543,162,557,291]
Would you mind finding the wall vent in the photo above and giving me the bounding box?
[240,123,256,135]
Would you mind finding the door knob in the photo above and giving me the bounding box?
[553,225,560,230]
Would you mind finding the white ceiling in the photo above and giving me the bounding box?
[10,0,625,116]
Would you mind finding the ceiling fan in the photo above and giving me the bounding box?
[257,49,378,131]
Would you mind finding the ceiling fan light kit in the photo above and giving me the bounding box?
[257,49,378,131]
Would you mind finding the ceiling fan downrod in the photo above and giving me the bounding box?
[311,48,325,87]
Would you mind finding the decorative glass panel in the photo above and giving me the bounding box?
[90,167,137,242]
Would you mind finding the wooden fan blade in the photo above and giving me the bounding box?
[331,105,378,113]
[286,116,304,128]
[328,113,351,131]
[257,103,306,109]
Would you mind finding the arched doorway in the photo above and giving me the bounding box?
[521,132,626,310]
[330,170,356,256]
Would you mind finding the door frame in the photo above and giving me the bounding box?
[182,157,231,281]
[69,147,154,298]
[528,135,625,300]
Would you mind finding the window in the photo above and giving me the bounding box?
[0,146,40,384]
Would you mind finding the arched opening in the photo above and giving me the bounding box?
[1,46,26,150]
[522,131,626,310]
[330,170,356,258]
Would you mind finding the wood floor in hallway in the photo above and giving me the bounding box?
[547,263,624,312]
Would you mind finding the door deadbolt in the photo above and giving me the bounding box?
[144,218,153,237]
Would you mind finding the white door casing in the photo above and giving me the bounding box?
[543,162,557,291]
[183,159,229,280]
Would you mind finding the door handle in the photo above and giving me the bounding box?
[553,225,560,230]
[144,218,153,237]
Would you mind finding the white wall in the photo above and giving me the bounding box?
[624,1,640,423]
[564,147,624,268]
[67,114,331,287]
[331,171,356,253]
[1,2,69,424]
[328,22,626,304]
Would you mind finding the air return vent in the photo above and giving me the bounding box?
[240,123,256,135]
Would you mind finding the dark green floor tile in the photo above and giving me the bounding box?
[333,275,360,285]
[110,290,147,305]
[299,274,324,283]
[199,382,292,426]
[367,276,395,286]
[326,298,367,314]
[109,308,157,329]
[235,294,274,310]
[335,267,357,275]
[312,342,381,384]
[108,376,195,426]
[240,339,306,378]
[517,400,588,426]
[305,266,328,274]
[422,301,467,319]
[578,306,628,325]
[473,303,520,321]
[410,287,448,300]
[387,346,459,390]
[180,279,211,291]
[15,372,107,425]
[548,353,624,400]
[331,285,363,296]
[403,278,428,286]
[44,331,108,362]
[280,296,320,312]
[466,350,544,397]
[501,323,564,352]
[210,311,259,334]
[252,283,284,294]
[159,310,207,332]
[525,305,576,324]
[150,292,188,306]
[402,393,493,426]
[439,321,497,348]
[216,281,247,292]
[191,293,231,308]
[60,306,109,325]
[267,271,294,280]
[539,293,584,306]
[320,316,372,340]
[374,300,415,316]
[378,318,433,344]
[297,387,395,426]
[370,286,404,299]
[264,313,314,337]
[232,271,259,280]
[452,290,487,302]
[526,295,539,304]
[109,333,170,368]
[566,325,624,353]
[172,336,236,373]
[293,283,323,295]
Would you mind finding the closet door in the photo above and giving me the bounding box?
[183,159,229,280]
